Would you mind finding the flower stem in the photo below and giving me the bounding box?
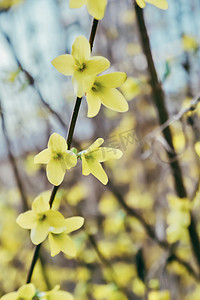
[26,18,99,284]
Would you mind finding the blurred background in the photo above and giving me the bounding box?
[1,0,200,299]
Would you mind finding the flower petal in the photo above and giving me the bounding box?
[0,292,18,300]
[51,54,75,76]
[65,217,84,234]
[18,284,35,299]
[72,36,91,63]
[195,142,200,157]
[87,0,107,20]
[92,147,123,162]
[48,133,67,153]
[48,233,61,257]
[97,72,127,88]
[136,0,146,8]
[32,196,49,213]
[85,159,108,185]
[16,211,37,229]
[85,138,104,153]
[34,149,51,165]
[145,0,168,9]
[64,151,77,169]
[72,71,85,97]
[86,56,110,76]
[81,156,90,176]
[60,235,76,257]
[69,0,85,8]
[48,291,73,300]
[86,92,101,118]
[46,210,67,233]
[30,221,49,245]
[47,159,65,186]
[100,88,128,112]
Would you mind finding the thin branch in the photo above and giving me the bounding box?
[134,2,200,268]
[26,18,99,283]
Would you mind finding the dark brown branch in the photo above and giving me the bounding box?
[134,2,200,268]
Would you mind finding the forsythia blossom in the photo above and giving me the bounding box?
[0,283,73,300]
[52,36,110,97]
[34,133,77,186]
[69,0,107,20]
[79,138,123,184]
[84,72,128,117]
[16,195,66,245]
[49,216,84,257]
[166,195,191,244]
[136,0,168,10]
[195,141,200,157]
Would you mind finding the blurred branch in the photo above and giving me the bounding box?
[0,30,66,129]
[0,99,51,289]
[144,93,200,145]
[107,178,199,281]
[134,2,200,269]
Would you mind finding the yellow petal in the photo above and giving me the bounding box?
[64,151,77,169]
[49,233,61,256]
[48,133,67,153]
[72,36,91,63]
[0,292,18,300]
[195,142,200,157]
[81,156,90,175]
[97,72,127,88]
[86,92,101,118]
[32,196,49,213]
[30,221,49,245]
[60,235,76,257]
[16,211,37,229]
[86,159,108,185]
[145,0,168,9]
[86,0,107,20]
[18,284,35,299]
[34,149,51,164]
[65,217,84,234]
[83,75,96,92]
[51,54,75,76]
[48,291,73,300]
[136,0,146,8]
[46,210,67,233]
[47,159,65,186]
[86,138,104,153]
[69,0,85,8]
[72,71,85,97]
[92,148,123,162]
[86,56,110,75]
[100,88,128,112]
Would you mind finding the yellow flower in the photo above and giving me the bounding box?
[34,133,77,186]
[148,290,170,300]
[69,0,107,20]
[0,284,74,300]
[84,72,128,117]
[52,36,110,97]
[79,138,123,184]
[0,284,36,300]
[136,0,168,10]
[195,141,200,157]
[48,216,84,257]
[16,195,66,245]
[39,285,73,300]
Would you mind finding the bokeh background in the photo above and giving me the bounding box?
[1,0,200,299]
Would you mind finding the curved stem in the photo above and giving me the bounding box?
[26,18,99,284]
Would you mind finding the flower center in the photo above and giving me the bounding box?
[91,82,102,92]
[37,213,46,221]
[53,152,63,160]
[76,61,86,72]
